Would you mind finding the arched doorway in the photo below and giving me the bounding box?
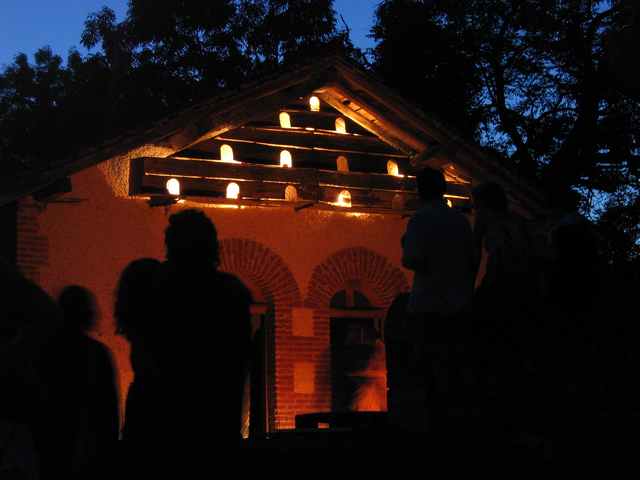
[234,274,268,439]
[329,280,387,412]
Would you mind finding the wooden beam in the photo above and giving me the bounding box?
[216,126,402,155]
[320,84,427,153]
[410,143,457,167]
[166,69,341,152]
[334,58,454,146]
[138,157,421,192]
[182,139,404,172]
[133,157,471,212]
[140,174,420,209]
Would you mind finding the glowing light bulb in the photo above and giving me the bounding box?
[166,178,180,195]
[338,190,352,207]
[280,150,292,168]
[227,183,240,199]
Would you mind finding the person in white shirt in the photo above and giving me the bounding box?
[402,167,480,440]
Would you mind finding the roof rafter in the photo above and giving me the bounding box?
[319,83,426,156]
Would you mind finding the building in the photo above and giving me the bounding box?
[0,54,545,433]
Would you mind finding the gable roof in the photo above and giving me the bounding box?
[0,54,545,218]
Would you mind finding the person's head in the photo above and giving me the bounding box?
[472,182,509,212]
[164,209,220,266]
[416,167,447,203]
[115,258,161,337]
[58,285,95,332]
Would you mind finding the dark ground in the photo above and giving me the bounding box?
[235,421,639,479]
[230,300,640,479]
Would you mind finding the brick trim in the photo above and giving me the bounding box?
[16,200,48,283]
[306,247,410,310]
[218,238,302,431]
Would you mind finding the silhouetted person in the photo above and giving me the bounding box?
[472,182,537,290]
[1,258,62,480]
[115,258,161,480]
[402,168,480,442]
[544,190,602,308]
[471,182,538,385]
[32,285,119,480]
[155,209,251,479]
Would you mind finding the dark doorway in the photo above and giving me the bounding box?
[330,281,387,412]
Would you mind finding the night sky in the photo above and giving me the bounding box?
[0,0,378,68]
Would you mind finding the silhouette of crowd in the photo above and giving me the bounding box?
[1,173,615,478]
[1,209,252,480]
[397,169,608,444]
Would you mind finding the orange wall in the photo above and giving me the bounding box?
[18,162,482,431]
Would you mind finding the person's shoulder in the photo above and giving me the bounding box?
[411,199,447,218]
[214,270,243,284]
[214,271,251,295]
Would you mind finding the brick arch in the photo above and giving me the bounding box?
[305,247,410,310]
[218,238,302,307]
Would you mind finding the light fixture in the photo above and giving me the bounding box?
[337,156,349,172]
[280,150,292,168]
[387,160,399,176]
[285,185,298,202]
[166,178,180,196]
[338,190,352,207]
[227,183,240,199]
[279,112,291,128]
[310,96,320,111]
[335,117,346,134]
[221,144,236,163]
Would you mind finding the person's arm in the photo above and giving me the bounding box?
[401,214,428,273]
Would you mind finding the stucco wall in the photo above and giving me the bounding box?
[18,162,486,431]
[20,163,417,428]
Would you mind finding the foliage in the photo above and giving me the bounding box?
[372,0,640,189]
[0,48,112,173]
[0,0,357,176]
[371,0,640,263]
[370,0,485,139]
[79,0,356,110]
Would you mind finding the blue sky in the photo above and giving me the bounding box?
[0,0,379,69]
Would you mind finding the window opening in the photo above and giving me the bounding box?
[329,281,387,413]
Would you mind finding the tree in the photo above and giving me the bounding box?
[1,1,357,176]
[0,49,71,172]
[372,0,639,189]
[370,0,485,139]
[81,0,356,111]
[371,0,640,262]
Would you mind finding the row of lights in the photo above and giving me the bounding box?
[166,176,458,211]
[279,111,346,134]
[163,96,404,208]
[218,143,403,175]
[165,178,351,206]
[166,179,239,199]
